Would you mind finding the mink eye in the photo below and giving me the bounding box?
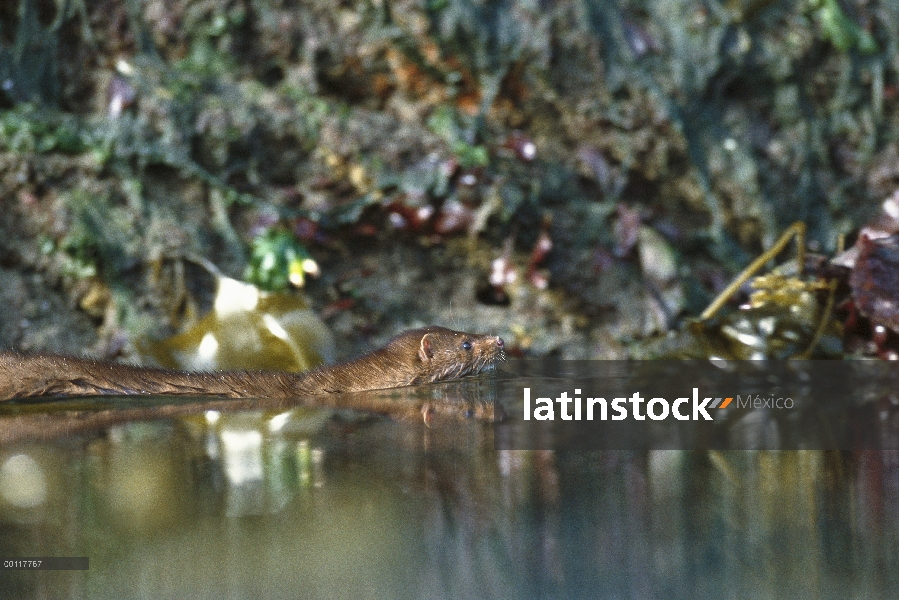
[461,340,472,351]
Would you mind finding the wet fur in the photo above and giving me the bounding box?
[0,327,504,400]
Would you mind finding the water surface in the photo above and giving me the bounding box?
[1,374,898,599]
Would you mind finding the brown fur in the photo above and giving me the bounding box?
[0,327,504,400]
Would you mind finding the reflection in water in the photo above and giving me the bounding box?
[0,453,47,509]
[1,400,899,598]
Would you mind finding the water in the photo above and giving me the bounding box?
[1,374,898,599]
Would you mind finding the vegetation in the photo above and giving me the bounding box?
[0,0,897,358]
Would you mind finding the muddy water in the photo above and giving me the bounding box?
[1,375,898,599]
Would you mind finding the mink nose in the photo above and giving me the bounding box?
[496,337,504,348]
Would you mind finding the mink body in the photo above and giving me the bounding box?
[0,327,505,400]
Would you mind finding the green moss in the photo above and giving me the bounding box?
[0,104,88,154]
[245,229,314,292]
[56,188,139,282]
[808,0,878,54]
[451,140,489,169]
[427,105,489,168]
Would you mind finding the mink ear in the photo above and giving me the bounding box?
[419,334,434,362]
